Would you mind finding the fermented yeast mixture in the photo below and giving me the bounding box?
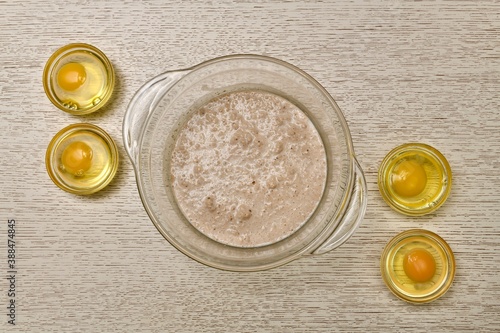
[170,90,327,247]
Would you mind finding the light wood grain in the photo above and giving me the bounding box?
[1,0,499,332]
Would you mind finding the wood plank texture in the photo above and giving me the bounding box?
[1,0,499,332]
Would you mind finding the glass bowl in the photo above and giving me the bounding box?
[43,43,115,115]
[380,229,456,303]
[46,123,119,195]
[378,143,452,216]
[123,55,367,271]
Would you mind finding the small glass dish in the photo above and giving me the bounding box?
[378,143,452,216]
[46,123,119,195]
[43,43,115,115]
[380,229,456,304]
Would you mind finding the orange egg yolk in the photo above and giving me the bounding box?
[403,248,436,283]
[391,160,427,197]
[61,141,93,176]
[57,62,86,91]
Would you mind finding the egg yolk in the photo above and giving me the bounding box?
[57,62,86,91]
[403,248,436,283]
[61,141,93,176]
[391,160,427,197]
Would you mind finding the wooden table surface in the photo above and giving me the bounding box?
[1,1,499,332]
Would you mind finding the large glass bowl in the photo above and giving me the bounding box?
[123,55,367,271]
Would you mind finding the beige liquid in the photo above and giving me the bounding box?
[170,90,327,247]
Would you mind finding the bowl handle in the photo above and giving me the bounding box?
[123,70,191,168]
[313,158,367,255]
